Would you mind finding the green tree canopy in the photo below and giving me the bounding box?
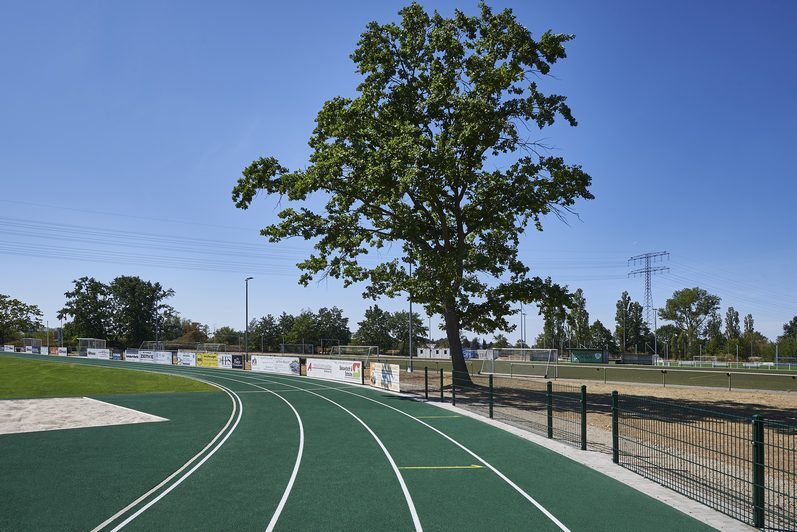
[232,2,591,377]
[58,277,111,341]
[724,306,740,339]
[589,319,616,354]
[352,305,394,352]
[0,294,42,344]
[781,316,797,340]
[658,287,720,356]
[109,276,175,347]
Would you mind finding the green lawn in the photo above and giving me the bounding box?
[0,357,216,398]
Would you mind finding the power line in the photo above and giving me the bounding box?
[628,251,669,328]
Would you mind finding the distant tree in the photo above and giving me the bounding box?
[704,311,724,354]
[782,316,797,339]
[173,320,210,344]
[743,313,754,336]
[212,326,241,347]
[352,305,394,352]
[567,288,590,347]
[108,276,175,347]
[615,292,648,352]
[614,292,632,352]
[589,319,617,354]
[470,337,481,350]
[492,334,510,348]
[387,310,428,356]
[231,2,591,380]
[658,287,720,357]
[655,324,680,357]
[250,314,281,351]
[0,294,42,344]
[286,310,317,346]
[58,277,112,341]
[315,306,352,346]
[724,307,741,339]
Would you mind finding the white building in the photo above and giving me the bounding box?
[416,347,450,359]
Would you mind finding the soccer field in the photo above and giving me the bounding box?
[0,353,736,531]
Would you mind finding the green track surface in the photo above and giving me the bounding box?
[0,353,719,531]
[0,356,215,397]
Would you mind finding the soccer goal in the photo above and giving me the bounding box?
[196,343,227,353]
[479,347,558,377]
[140,340,166,351]
[78,337,106,356]
[329,345,379,359]
[693,355,718,367]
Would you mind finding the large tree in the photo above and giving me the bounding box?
[352,305,394,352]
[567,288,590,347]
[658,287,720,356]
[58,277,112,341]
[232,3,591,378]
[725,306,741,339]
[108,276,175,347]
[0,294,42,344]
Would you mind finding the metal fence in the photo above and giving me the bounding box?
[392,364,796,531]
[612,393,796,530]
[401,369,588,451]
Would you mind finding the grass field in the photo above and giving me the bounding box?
[0,357,216,398]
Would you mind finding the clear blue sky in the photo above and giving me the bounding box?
[1,0,795,340]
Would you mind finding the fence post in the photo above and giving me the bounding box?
[424,367,428,400]
[488,374,494,419]
[546,381,553,439]
[662,369,666,388]
[580,385,587,451]
[728,372,732,391]
[752,415,765,529]
[439,368,444,402]
[451,372,456,406]
[612,390,619,464]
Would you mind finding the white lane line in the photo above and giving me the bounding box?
[243,372,568,532]
[331,387,570,532]
[183,371,305,532]
[108,386,244,531]
[90,379,239,532]
[192,371,422,532]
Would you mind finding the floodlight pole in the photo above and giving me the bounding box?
[408,257,413,373]
[245,277,253,359]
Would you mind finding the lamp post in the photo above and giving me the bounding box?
[245,277,253,359]
[408,257,413,373]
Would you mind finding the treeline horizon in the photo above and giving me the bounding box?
[3,275,797,360]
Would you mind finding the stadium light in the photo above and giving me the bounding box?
[245,277,254,360]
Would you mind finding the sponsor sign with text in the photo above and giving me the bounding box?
[124,350,141,361]
[196,352,218,368]
[58,347,67,356]
[251,355,300,376]
[232,355,243,369]
[306,358,362,384]
[153,351,172,365]
[177,352,197,366]
[87,348,111,360]
[3,345,15,352]
[370,362,400,392]
[218,354,233,369]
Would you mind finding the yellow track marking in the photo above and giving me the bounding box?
[399,464,484,470]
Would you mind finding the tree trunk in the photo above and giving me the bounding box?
[443,304,472,386]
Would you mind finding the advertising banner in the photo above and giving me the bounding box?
[3,345,15,352]
[87,348,111,360]
[58,347,67,356]
[251,355,300,376]
[570,349,608,364]
[370,363,401,392]
[177,352,197,366]
[232,355,243,369]
[306,358,363,384]
[196,352,218,368]
[218,353,233,369]
[152,351,172,365]
[139,350,155,363]
[25,346,34,353]
[49,346,58,355]
[111,352,122,360]
[124,350,141,362]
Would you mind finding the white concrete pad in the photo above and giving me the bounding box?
[0,397,168,435]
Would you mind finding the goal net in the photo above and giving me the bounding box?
[78,337,106,356]
[196,343,227,353]
[488,347,558,362]
[22,338,43,348]
[140,341,166,351]
[329,345,379,358]
[281,343,314,355]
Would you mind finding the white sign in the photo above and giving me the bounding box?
[251,355,300,376]
[58,347,67,356]
[86,348,111,360]
[2,345,14,352]
[176,352,196,366]
[139,350,155,363]
[24,346,33,353]
[218,353,233,369]
[153,351,172,365]
[370,363,400,392]
[306,358,363,384]
[124,350,141,361]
